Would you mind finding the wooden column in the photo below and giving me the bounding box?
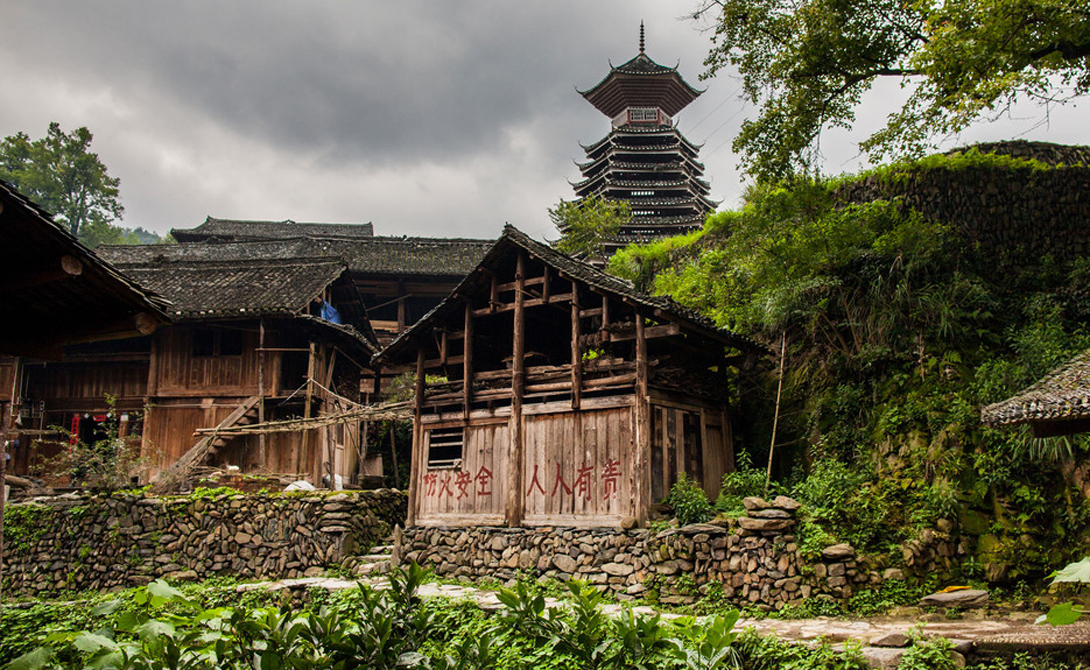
[297,341,316,477]
[0,356,19,603]
[506,252,527,527]
[463,302,473,419]
[407,347,426,526]
[257,319,266,471]
[142,335,160,472]
[633,314,652,525]
[397,279,407,332]
[570,281,581,410]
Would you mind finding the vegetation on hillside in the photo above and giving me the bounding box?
[612,151,1090,580]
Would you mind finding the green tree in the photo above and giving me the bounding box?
[549,195,631,257]
[696,0,1090,180]
[0,122,125,244]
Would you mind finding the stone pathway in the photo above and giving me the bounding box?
[236,576,1090,669]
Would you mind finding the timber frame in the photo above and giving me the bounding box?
[377,226,764,528]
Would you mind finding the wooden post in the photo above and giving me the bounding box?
[0,357,19,604]
[389,423,398,488]
[506,252,527,527]
[463,302,473,419]
[634,314,651,525]
[397,279,407,332]
[408,347,426,525]
[571,281,582,410]
[258,319,266,472]
[297,341,316,478]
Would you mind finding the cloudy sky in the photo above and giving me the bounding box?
[4,1,1088,242]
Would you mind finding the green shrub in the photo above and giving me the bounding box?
[716,451,767,516]
[666,474,715,526]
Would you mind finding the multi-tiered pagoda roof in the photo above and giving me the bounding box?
[573,26,716,254]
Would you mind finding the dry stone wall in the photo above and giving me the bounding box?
[1,489,406,595]
[401,496,965,609]
[836,141,1090,271]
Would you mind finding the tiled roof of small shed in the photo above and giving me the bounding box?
[982,350,1090,426]
[377,225,766,363]
[101,236,493,277]
[171,217,374,242]
[116,257,347,321]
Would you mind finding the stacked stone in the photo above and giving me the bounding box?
[835,143,1090,273]
[1,489,407,596]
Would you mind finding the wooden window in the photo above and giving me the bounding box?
[427,427,464,468]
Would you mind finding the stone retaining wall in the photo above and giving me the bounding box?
[1,489,406,595]
[400,496,965,609]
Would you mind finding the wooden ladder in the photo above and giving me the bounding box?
[148,395,261,494]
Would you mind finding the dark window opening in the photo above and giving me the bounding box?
[427,427,464,468]
[192,328,244,357]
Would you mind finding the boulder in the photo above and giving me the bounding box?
[870,632,911,648]
[737,517,793,532]
[742,497,770,512]
[919,589,989,609]
[821,543,856,560]
[552,554,577,573]
[770,496,801,512]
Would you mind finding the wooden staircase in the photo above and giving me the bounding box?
[148,395,261,494]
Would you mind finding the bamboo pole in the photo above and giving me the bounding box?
[389,423,399,489]
[766,332,787,491]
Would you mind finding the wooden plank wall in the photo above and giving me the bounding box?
[153,326,260,397]
[650,403,733,501]
[522,406,635,525]
[142,400,237,476]
[416,420,509,524]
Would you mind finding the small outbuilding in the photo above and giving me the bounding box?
[376,226,763,528]
[982,350,1090,437]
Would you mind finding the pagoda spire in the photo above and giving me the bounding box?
[573,28,716,255]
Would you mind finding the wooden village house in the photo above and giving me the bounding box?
[376,226,763,528]
[6,252,377,490]
[162,217,493,346]
[1,179,170,496]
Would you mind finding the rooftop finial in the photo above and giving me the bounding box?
[639,21,645,54]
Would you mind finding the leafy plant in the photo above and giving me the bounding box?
[665,474,715,527]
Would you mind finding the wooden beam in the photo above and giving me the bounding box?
[608,323,681,342]
[297,341,316,476]
[571,281,582,410]
[506,251,526,527]
[490,273,499,312]
[0,254,82,293]
[463,302,473,419]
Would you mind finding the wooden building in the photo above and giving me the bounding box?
[376,226,763,528]
[574,25,715,254]
[982,350,1090,437]
[1,179,170,499]
[0,180,170,360]
[148,217,493,345]
[9,253,377,489]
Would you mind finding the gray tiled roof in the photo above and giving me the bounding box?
[982,350,1090,426]
[118,257,348,320]
[377,225,765,363]
[101,236,493,277]
[171,217,374,242]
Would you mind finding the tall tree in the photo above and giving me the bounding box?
[550,195,631,258]
[0,122,125,242]
[696,0,1090,180]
